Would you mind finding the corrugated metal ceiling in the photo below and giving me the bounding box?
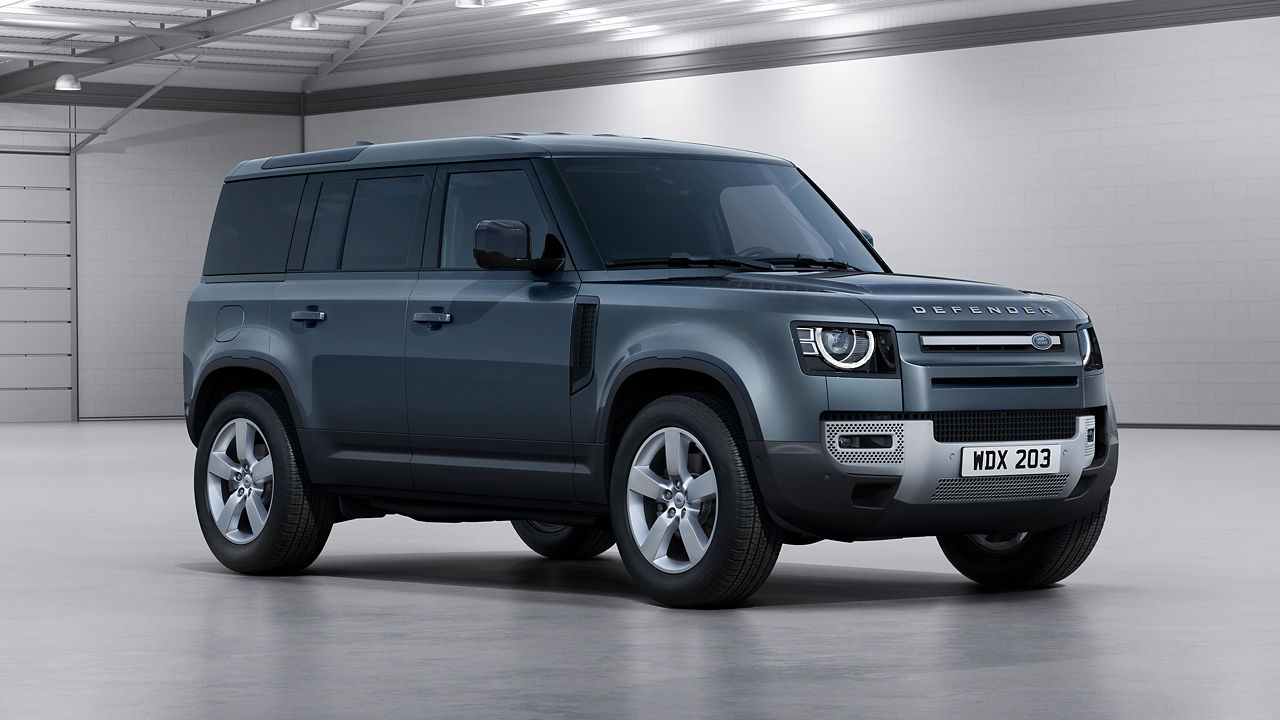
[0,0,1136,95]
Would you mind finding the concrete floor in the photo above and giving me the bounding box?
[0,421,1276,719]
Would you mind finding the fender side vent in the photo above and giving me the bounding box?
[570,298,599,393]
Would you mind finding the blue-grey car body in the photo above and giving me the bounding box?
[184,133,1118,548]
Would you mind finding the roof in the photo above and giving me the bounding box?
[226,133,791,180]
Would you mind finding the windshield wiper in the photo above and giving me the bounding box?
[750,254,859,271]
[606,253,776,271]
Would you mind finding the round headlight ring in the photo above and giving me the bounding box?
[815,328,876,370]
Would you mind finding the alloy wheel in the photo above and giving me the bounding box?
[625,427,718,573]
[205,418,275,544]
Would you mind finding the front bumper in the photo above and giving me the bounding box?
[751,416,1118,541]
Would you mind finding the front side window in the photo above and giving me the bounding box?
[440,170,549,269]
[555,157,883,272]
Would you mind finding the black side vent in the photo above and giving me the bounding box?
[570,298,599,393]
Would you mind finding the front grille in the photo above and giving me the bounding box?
[932,474,1070,502]
[919,333,1063,352]
[826,408,1103,444]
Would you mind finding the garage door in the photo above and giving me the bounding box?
[0,152,73,422]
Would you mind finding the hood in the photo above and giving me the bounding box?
[722,271,1087,331]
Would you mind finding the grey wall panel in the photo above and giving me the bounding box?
[0,322,72,354]
[0,222,70,254]
[0,188,69,222]
[0,143,73,423]
[0,355,71,389]
[0,289,71,322]
[74,107,300,419]
[0,153,69,188]
[0,255,71,288]
[0,389,72,422]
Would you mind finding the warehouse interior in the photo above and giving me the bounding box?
[0,1,1277,717]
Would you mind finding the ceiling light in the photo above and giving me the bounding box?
[455,0,484,7]
[54,73,80,91]
[290,10,319,30]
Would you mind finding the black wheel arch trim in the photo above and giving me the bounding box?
[596,354,765,446]
[188,355,303,445]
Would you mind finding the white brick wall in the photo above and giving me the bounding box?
[73,108,298,418]
[308,16,1280,426]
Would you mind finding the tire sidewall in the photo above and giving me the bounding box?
[194,390,300,572]
[609,396,749,602]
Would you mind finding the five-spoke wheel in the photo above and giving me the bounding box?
[625,427,718,573]
[205,418,275,544]
[195,389,335,575]
[610,393,781,607]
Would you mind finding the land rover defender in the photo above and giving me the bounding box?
[184,134,1117,607]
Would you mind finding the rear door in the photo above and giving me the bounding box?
[271,166,433,489]
[406,161,580,500]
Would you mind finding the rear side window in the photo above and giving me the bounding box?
[341,176,424,270]
[303,179,354,271]
[204,176,305,275]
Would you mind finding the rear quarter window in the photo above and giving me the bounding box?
[203,176,305,275]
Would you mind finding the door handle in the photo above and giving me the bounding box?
[412,312,452,324]
[290,310,326,322]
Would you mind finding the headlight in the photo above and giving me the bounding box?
[794,325,896,374]
[1078,325,1104,372]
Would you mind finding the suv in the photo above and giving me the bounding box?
[184,134,1117,608]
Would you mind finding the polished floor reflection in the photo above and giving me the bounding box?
[1,421,1275,719]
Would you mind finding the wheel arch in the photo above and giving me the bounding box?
[599,356,762,444]
[596,356,767,503]
[188,357,301,445]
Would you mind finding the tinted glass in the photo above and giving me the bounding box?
[340,175,423,270]
[555,158,884,271]
[203,176,304,275]
[441,170,548,269]
[303,179,354,271]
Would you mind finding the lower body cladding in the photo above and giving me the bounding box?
[752,409,1118,541]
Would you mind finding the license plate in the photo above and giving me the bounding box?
[961,444,1061,477]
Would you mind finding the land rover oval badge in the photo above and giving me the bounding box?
[1031,332,1054,350]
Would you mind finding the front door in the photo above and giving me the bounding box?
[406,161,579,500]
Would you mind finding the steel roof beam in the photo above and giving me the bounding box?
[0,0,361,100]
[0,50,111,64]
[303,0,412,91]
[0,16,207,36]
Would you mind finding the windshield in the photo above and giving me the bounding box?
[555,157,883,272]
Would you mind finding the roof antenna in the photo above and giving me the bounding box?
[354,140,374,146]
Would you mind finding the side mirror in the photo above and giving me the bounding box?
[473,219,564,273]
[859,227,874,246]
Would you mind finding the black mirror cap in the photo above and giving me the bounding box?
[473,220,565,273]
[475,218,530,260]
[859,227,874,246]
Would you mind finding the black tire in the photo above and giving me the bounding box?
[610,393,781,608]
[937,496,1109,589]
[511,521,615,560]
[195,389,336,575]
